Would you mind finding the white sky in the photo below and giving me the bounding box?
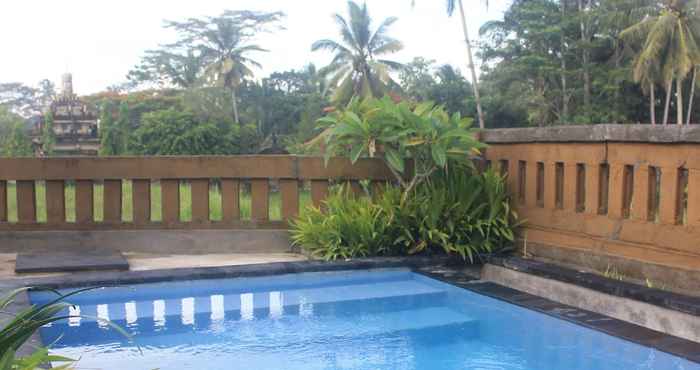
[0,0,508,95]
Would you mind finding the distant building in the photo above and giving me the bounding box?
[34,74,100,156]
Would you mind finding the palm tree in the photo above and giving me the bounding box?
[447,0,487,129]
[597,0,658,123]
[165,11,283,124]
[621,0,700,125]
[312,1,404,105]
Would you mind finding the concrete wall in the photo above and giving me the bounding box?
[482,264,700,342]
[483,125,700,289]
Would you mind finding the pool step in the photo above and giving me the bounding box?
[47,306,477,349]
[32,269,416,305]
[50,279,448,324]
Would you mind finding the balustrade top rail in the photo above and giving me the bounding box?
[0,156,394,181]
[0,156,393,230]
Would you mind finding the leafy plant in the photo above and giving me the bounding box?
[319,96,485,202]
[380,166,519,262]
[129,109,250,155]
[291,166,519,262]
[290,185,397,260]
[0,287,133,370]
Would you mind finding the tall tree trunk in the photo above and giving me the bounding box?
[677,76,684,125]
[663,80,672,125]
[578,0,592,121]
[457,0,485,129]
[612,45,621,124]
[560,0,568,124]
[650,83,656,125]
[687,67,697,125]
[231,87,240,125]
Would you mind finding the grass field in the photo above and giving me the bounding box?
[6,181,311,223]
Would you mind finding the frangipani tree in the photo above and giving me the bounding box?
[319,97,485,202]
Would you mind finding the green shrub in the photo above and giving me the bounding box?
[290,167,520,262]
[290,186,397,260]
[382,166,519,262]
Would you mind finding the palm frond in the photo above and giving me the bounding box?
[446,0,456,16]
[371,39,404,56]
[311,39,353,55]
[333,14,360,51]
[347,1,372,49]
[368,17,399,51]
[376,59,405,71]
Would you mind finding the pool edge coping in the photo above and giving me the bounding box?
[489,256,700,317]
[3,256,699,365]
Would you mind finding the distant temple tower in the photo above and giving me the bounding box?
[37,73,100,156]
[61,73,74,97]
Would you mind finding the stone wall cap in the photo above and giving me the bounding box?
[481,124,700,144]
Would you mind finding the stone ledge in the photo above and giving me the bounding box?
[481,124,700,144]
[15,251,129,273]
[489,256,700,317]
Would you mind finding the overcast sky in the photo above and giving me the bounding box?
[0,0,508,95]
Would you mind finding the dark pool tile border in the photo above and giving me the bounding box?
[490,256,700,317]
[416,267,700,364]
[0,255,459,291]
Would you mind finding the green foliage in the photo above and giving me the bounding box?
[401,58,475,118]
[0,107,32,157]
[129,109,251,155]
[319,97,485,200]
[127,50,203,89]
[0,287,134,370]
[3,122,32,157]
[478,0,665,126]
[0,83,42,118]
[100,101,130,156]
[380,166,519,262]
[167,11,283,123]
[290,185,396,260]
[312,1,404,105]
[291,167,519,262]
[99,102,121,156]
[621,1,700,87]
[40,112,55,156]
[115,101,130,153]
[620,0,700,124]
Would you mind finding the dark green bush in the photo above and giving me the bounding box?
[290,185,396,260]
[290,167,520,262]
[382,166,519,261]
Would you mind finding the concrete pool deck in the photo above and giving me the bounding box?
[0,252,307,279]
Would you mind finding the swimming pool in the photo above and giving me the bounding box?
[30,268,699,370]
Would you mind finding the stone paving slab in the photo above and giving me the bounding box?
[15,251,129,273]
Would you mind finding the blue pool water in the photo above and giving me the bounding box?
[31,269,699,370]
